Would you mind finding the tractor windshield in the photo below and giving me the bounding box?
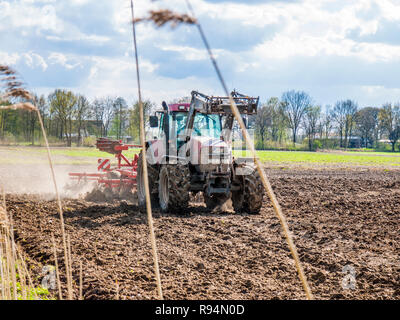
[173,112,222,139]
[192,113,222,138]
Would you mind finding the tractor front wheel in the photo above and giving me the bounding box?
[158,164,190,213]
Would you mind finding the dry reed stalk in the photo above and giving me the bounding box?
[227,94,314,300]
[67,234,73,300]
[35,108,73,299]
[1,169,38,301]
[51,234,62,300]
[3,233,11,299]
[1,192,17,300]
[2,63,71,299]
[0,207,6,227]
[133,9,197,28]
[79,261,82,300]
[15,260,27,300]
[180,0,314,299]
[0,240,5,300]
[131,0,163,300]
[7,210,17,300]
[15,250,38,300]
[115,280,119,300]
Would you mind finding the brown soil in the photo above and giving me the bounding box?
[5,167,400,300]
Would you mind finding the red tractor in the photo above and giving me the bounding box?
[137,90,265,214]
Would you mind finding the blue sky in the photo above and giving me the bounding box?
[1,0,400,108]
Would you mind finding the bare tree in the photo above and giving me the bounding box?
[129,100,155,142]
[379,103,400,152]
[48,89,77,146]
[281,90,312,144]
[254,104,271,148]
[303,105,321,151]
[320,105,334,141]
[267,97,287,143]
[91,97,115,137]
[333,99,358,148]
[75,95,90,146]
[112,97,129,140]
[356,107,379,148]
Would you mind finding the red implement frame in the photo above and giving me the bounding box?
[68,138,141,190]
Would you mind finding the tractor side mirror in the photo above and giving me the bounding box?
[149,116,158,128]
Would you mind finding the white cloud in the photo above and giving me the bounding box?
[0,51,20,66]
[22,52,48,71]
[48,52,81,69]
[157,44,226,61]
[3,0,400,107]
[76,54,214,104]
[0,1,61,32]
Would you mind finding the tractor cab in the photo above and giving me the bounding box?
[148,102,226,165]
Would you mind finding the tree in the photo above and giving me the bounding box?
[267,97,287,143]
[303,105,321,151]
[111,97,128,139]
[320,105,334,140]
[333,99,358,148]
[91,97,115,137]
[379,104,400,152]
[356,107,379,148]
[48,89,77,146]
[75,95,90,146]
[254,104,271,148]
[128,100,155,142]
[281,90,312,144]
[28,94,47,145]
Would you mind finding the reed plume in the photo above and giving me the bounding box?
[133,9,197,28]
[0,64,36,111]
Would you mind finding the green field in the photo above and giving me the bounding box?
[1,146,400,167]
[234,150,400,167]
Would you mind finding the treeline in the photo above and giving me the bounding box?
[0,89,154,146]
[251,90,400,152]
[1,89,400,152]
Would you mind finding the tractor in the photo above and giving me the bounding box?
[137,90,265,214]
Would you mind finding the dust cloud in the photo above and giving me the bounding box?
[0,163,96,200]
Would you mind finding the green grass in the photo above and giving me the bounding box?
[3,146,141,158]
[234,150,400,166]
[0,146,141,164]
[1,146,400,167]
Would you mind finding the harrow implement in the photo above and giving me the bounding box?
[68,138,141,200]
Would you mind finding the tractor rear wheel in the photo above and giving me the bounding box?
[158,164,190,213]
[232,165,264,214]
[137,151,159,209]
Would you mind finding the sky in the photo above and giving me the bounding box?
[1,0,400,108]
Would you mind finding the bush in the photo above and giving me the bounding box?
[313,139,322,151]
[82,136,97,147]
[0,132,17,145]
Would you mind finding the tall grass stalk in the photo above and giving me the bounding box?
[1,65,75,299]
[0,191,38,300]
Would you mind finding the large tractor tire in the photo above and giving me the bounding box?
[137,151,159,209]
[232,165,264,214]
[158,164,190,213]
